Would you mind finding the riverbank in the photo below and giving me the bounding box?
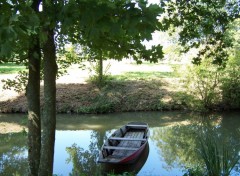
[0,62,190,113]
[0,78,188,113]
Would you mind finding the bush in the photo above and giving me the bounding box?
[88,60,111,88]
[183,59,222,110]
[77,90,121,114]
[221,51,240,109]
[220,19,240,109]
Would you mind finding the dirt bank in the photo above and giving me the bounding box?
[0,78,187,114]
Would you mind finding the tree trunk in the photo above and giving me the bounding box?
[27,1,41,175]
[27,36,41,176]
[38,28,57,176]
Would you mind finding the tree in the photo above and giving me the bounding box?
[60,0,164,86]
[162,0,240,65]
[26,1,42,175]
[0,1,165,175]
[221,19,240,109]
[0,1,41,175]
[160,1,239,110]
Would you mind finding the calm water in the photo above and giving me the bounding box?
[0,111,240,176]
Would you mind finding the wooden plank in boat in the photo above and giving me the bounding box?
[126,124,148,128]
[119,131,145,148]
[103,146,138,151]
[111,131,145,157]
[109,137,146,141]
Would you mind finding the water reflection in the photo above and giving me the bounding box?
[151,114,240,175]
[0,111,240,175]
[0,133,28,176]
[65,131,103,176]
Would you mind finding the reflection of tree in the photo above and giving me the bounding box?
[152,125,203,170]
[197,117,240,176]
[66,130,104,176]
[0,133,28,176]
[198,127,240,176]
[151,115,240,175]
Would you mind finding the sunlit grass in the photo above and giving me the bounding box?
[108,71,180,81]
[0,63,26,74]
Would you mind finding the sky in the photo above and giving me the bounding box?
[148,0,160,5]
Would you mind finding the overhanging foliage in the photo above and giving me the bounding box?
[162,0,240,65]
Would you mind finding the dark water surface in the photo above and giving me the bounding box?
[0,111,240,176]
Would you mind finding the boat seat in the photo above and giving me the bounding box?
[109,137,146,141]
[126,124,148,128]
[103,146,138,151]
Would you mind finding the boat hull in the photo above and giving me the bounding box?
[98,122,149,164]
[103,143,150,175]
[119,141,148,164]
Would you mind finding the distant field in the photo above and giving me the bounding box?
[0,63,26,74]
[0,61,182,81]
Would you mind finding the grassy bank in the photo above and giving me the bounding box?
[1,61,238,114]
[0,62,191,113]
[0,79,189,114]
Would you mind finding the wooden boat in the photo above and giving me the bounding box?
[103,143,149,174]
[98,122,149,164]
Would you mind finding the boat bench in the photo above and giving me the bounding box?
[109,137,146,141]
[109,131,145,157]
[103,146,138,151]
[126,124,148,128]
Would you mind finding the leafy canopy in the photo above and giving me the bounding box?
[162,0,240,65]
[59,0,164,63]
[0,1,40,62]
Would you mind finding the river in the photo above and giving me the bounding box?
[0,111,240,176]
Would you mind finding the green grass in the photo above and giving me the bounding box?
[108,71,179,81]
[0,63,26,74]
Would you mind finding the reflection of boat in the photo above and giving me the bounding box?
[98,122,149,164]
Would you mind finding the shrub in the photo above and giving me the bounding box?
[221,51,240,109]
[183,58,222,110]
[88,61,111,88]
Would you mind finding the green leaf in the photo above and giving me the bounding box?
[0,42,12,57]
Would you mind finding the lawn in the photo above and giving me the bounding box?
[0,63,26,74]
